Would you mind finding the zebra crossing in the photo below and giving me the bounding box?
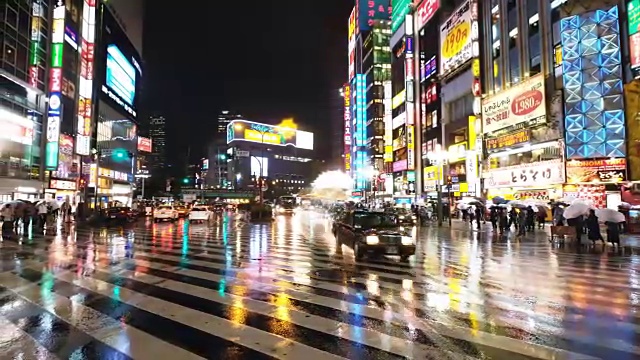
[0,213,637,359]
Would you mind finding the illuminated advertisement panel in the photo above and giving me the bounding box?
[357,0,391,31]
[343,84,352,171]
[100,5,143,120]
[137,136,152,153]
[226,120,314,150]
[391,0,411,34]
[439,1,472,76]
[383,81,393,163]
[348,7,356,80]
[561,7,625,159]
[28,1,43,88]
[45,4,65,170]
[353,74,367,188]
[75,0,97,155]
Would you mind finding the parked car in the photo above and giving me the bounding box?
[189,206,213,223]
[332,210,415,261]
[100,206,135,224]
[153,205,179,222]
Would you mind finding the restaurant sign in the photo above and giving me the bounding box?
[566,158,626,183]
[485,129,530,151]
[483,159,565,188]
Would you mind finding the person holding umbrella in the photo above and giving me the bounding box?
[586,209,604,244]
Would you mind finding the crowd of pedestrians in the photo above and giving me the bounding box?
[0,198,73,240]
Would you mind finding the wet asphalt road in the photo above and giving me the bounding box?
[0,211,639,359]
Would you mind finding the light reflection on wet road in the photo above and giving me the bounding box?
[0,211,639,359]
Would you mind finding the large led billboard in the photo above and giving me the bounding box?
[226,120,314,150]
[99,5,142,119]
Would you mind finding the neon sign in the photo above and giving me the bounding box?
[45,4,65,170]
[76,0,96,155]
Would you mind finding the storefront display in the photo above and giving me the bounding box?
[566,158,626,184]
[563,184,606,208]
[48,179,77,201]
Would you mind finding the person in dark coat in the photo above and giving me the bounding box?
[537,209,546,229]
[509,208,518,230]
[567,216,585,244]
[525,206,535,232]
[474,206,482,230]
[605,221,621,246]
[499,209,508,234]
[490,207,498,230]
[585,210,603,244]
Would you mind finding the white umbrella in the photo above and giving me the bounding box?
[557,196,578,204]
[507,200,528,209]
[595,208,626,223]
[619,202,631,209]
[563,201,591,219]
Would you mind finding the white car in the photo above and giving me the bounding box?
[153,205,178,222]
[189,206,212,223]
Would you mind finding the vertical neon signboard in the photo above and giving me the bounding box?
[45,4,65,170]
[28,1,43,88]
[75,0,96,155]
[343,84,352,172]
[354,74,367,189]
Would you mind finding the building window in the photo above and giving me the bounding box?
[5,6,18,29]
[4,44,16,65]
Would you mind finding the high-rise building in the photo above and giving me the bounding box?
[0,0,52,201]
[149,115,167,173]
[346,1,392,194]
[206,110,242,188]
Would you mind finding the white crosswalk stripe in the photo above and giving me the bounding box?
[0,213,635,359]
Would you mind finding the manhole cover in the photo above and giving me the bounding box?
[311,268,360,282]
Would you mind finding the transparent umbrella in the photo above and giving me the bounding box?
[563,201,592,219]
[595,208,626,223]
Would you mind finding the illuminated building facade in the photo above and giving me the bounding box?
[225,119,318,197]
[0,0,52,200]
[347,0,392,193]
[205,110,242,188]
[478,0,628,206]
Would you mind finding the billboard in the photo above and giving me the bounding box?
[137,136,152,153]
[481,74,546,134]
[28,1,44,88]
[343,84,352,172]
[45,4,65,170]
[357,0,391,31]
[52,134,77,179]
[439,0,472,76]
[100,5,142,119]
[416,0,440,31]
[226,120,314,150]
[391,0,411,34]
[75,0,97,155]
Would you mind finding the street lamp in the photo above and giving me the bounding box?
[427,145,449,226]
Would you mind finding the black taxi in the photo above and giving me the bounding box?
[332,210,416,261]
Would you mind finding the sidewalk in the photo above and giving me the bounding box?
[420,217,640,248]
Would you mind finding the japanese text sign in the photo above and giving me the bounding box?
[481,74,546,134]
[483,159,565,188]
[439,1,471,75]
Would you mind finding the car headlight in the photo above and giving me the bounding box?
[365,236,379,245]
[398,215,405,219]
[401,236,414,246]
[412,216,416,220]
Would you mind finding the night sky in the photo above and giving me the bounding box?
[143,1,353,173]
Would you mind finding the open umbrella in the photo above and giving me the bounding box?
[595,208,626,223]
[492,196,506,205]
[563,201,591,219]
[507,200,528,209]
[557,196,578,204]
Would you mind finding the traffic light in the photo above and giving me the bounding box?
[219,154,227,160]
[182,177,190,184]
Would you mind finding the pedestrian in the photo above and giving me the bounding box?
[474,206,482,230]
[499,209,508,234]
[509,208,518,230]
[525,206,535,232]
[517,209,527,236]
[605,220,620,246]
[36,201,47,234]
[586,209,603,244]
[22,201,34,236]
[1,204,14,240]
[537,209,546,229]
[553,205,565,226]
[490,207,498,230]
